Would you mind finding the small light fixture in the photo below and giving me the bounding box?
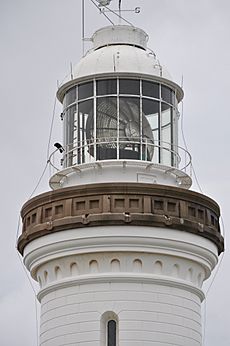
[54,142,64,153]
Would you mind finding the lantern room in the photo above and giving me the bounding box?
[52,25,191,190]
[57,25,184,168]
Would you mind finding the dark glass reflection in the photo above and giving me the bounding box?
[161,85,174,104]
[78,81,93,100]
[142,81,159,98]
[142,98,159,118]
[107,320,116,346]
[97,79,117,95]
[65,105,76,145]
[65,105,76,166]
[66,87,76,105]
[119,79,140,95]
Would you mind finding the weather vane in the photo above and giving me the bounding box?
[96,0,141,16]
[82,0,141,55]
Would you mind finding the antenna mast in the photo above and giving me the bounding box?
[119,0,122,23]
[82,0,85,55]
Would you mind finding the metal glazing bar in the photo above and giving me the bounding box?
[94,79,97,161]
[140,79,143,160]
[159,84,162,164]
[117,77,119,159]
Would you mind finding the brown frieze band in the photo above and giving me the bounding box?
[17,183,224,255]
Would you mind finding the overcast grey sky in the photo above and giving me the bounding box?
[0,0,229,345]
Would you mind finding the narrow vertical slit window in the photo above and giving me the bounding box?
[107,319,116,346]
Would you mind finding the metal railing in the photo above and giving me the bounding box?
[48,137,192,175]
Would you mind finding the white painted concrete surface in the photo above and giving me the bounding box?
[24,226,218,346]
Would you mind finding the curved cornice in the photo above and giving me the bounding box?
[37,274,205,302]
[17,183,224,255]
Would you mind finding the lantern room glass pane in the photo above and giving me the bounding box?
[78,81,93,100]
[96,97,117,140]
[97,79,117,95]
[142,99,159,128]
[172,107,178,166]
[96,97,118,160]
[119,97,140,140]
[64,104,76,166]
[161,102,172,166]
[119,79,140,95]
[107,320,116,346]
[66,87,76,106]
[142,81,159,99]
[142,98,159,162]
[161,85,174,104]
[77,100,94,164]
[119,97,141,159]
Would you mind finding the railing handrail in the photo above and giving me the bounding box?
[48,137,192,173]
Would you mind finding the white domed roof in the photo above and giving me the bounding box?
[72,44,171,80]
[57,25,183,102]
[73,25,170,79]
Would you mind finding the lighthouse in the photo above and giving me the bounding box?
[17,2,224,346]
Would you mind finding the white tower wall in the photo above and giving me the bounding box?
[24,226,218,346]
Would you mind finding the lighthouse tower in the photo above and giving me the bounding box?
[17,3,224,346]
